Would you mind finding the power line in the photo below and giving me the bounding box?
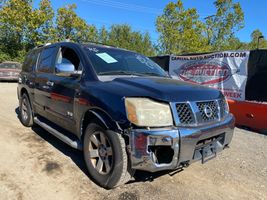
[77,0,213,43]
[87,19,159,42]
[88,18,156,32]
[79,0,213,17]
[80,0,161,15]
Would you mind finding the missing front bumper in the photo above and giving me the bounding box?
[129,114,235,172]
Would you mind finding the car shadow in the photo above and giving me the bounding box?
[236,125,267,136]
[14,106,267,186]
[128,168,184,184]
[15,107,89,177]
[0,80,18,82]
[15,107,19,116]
[31,125,90,176]
[14,106,185,185]
[29,124,181,184]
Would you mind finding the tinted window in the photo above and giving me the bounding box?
[86,46,167,77]
[22,51,39,72]
[38,47,57,73]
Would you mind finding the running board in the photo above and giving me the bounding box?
[34,117,82,150]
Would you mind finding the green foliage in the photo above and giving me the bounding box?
[99,26,109,44]
[0,0,32,60]
[107,24,155,56]
[0,0,266,63]
[0,0,55,61]
[249,29,267,49]
[0,1,155,61]
[55,4,98,43]
[156,0,247,54]
[206,0,244,50]
[31,0,55,45]
[156,0,210,54]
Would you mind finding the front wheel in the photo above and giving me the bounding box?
[83,123,132,189]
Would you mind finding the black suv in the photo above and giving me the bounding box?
[18,42,234,188]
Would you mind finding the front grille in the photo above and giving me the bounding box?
[174,99,227,126]
[197,101,219,123]
[176,103,195,124]
[218,99,227,118]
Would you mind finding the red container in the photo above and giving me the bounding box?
[227,99,267,133]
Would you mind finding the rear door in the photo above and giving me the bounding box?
[33,46,57,117]
[19,49,40,101]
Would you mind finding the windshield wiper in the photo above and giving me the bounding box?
[141,72,166,77]
[98,70,144,76]
[98,70,166,77]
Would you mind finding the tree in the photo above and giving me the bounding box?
[107,24,155,56]
[27,0,55,46]
[206,0,244,50]
[156,0,209,55]
[55,4,98,43]
[0,0,55,61]
[0,0,33,59]
[0,1,156,62]
[142,32,155,56]
[99,26,109,44]
[249,29,267,49]
[219,36,248,51]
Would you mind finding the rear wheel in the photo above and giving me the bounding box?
[19,93,34,127]
[83,123,132,189]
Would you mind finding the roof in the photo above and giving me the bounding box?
[34,41,129,52]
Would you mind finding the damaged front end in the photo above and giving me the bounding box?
[127,114,234,172]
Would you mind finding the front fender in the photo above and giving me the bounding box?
[79,108,123,139]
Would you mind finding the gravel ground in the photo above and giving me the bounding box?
[0,82,266,200]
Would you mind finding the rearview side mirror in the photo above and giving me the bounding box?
[55,63,75,76]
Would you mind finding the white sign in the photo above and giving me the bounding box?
[96,53,118,64]
[169,51,250,101]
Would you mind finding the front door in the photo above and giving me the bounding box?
[46,45,83,133]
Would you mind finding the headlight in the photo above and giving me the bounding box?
[125,98,173,127]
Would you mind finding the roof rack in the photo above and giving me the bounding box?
[35,43,52,49]
[34,41,121,50]
[87,41,117,48]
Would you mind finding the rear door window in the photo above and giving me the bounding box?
[38,47,57,73]
[22,51,39,72]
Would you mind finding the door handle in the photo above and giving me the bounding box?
[75,89,81,96]
[46,81,54,87]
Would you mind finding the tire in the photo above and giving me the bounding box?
[83,123,132,189]
[19,93,34,127]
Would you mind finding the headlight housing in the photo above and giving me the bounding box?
[125,98,173,127]
[221,96,229,117]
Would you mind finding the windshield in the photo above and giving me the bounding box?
[86,46,167,77]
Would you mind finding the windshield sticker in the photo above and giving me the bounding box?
[136,55,155,69]
[96,53,118,64]
[88,47,99,53]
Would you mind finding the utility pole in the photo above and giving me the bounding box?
[257,36,264,49]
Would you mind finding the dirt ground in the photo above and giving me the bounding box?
[0,82,266,200]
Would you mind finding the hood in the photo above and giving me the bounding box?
[94,76,223,102]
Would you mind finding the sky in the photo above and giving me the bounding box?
[34,0,267,43]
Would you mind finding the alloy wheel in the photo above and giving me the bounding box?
[88,131,113,175]
[21,98,28,121]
